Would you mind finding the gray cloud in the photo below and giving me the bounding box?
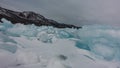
[1,0,120,26]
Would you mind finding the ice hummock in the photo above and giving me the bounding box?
[0,18,120,68]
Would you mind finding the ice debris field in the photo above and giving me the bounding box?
[0,18,120,68]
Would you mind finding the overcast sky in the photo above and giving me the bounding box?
[1,0,120,26]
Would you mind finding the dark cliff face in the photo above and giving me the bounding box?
[0,7,81,29]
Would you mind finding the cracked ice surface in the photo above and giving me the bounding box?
[0,18,120,68]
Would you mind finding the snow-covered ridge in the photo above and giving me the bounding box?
[0,18,120,68]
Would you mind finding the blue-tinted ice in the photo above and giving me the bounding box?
[0,18,120,68]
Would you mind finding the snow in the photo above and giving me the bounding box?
[0,18,120,68]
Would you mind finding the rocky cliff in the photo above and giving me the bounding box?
[0,7,81,29]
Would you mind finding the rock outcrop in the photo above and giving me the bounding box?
[0,7,81,29]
